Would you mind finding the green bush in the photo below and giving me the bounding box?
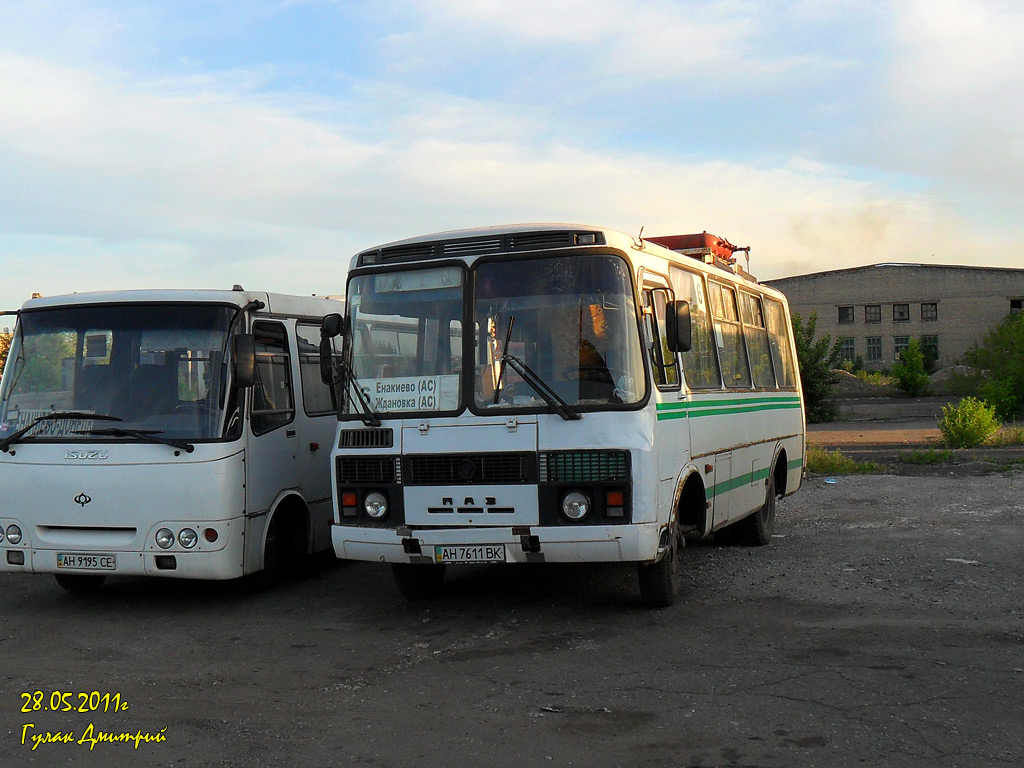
[962,312,1024,421]
[791,312,841,422]
[892,339,928,396]
[939,397,1001,448]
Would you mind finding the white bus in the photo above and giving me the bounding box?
[0,288,344,592]
[319,225,804,606]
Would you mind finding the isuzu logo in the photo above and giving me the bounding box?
[65,450,109,460]
[74,493,92,507]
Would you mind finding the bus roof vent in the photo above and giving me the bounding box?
[443,236,503,257]
[507,230,603,251]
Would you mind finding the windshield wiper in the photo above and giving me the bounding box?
[346,367,382,427]
[499,353,581,421]
[75,427,195,454]
[0,412,122,453]
[491,316,580,421]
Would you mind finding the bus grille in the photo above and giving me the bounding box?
[404,452,538,485]
[338,428,394,448]
[336,456,401,484]
[540,451,630,483]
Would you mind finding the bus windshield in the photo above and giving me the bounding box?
[0,304,238,443]
[341,255,646,419]
[474,254,645,411]
[345,266,464,417]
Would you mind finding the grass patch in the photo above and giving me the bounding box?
[985,424,1024,446]
[899,448,954,465]
[807,447,886,475]
[983,457,1024,473]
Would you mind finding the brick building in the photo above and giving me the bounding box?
[763,264,1024,370]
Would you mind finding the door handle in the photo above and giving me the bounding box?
[286,429,296,437]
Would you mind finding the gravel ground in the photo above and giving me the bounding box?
[3,471,1023,768]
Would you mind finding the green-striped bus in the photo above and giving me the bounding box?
[320,225,805,606]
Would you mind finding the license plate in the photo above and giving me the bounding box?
[56,553,116,571]
[433,545,506,564]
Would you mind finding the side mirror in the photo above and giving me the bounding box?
[666,300,692,353]
[319,337,342,385]
[321,313,344,338]
[232,333,256,388]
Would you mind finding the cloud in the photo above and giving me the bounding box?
[2,2,1022,312]
[886,0,1024,197]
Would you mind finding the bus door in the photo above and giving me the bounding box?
[243,319,300,567]
[642,278,688,519]
[294,322,340,548]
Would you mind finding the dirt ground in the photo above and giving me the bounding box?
[3,467,1023,768]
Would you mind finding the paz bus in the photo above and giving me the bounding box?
[319,225,804,606]
[0,288,344,591]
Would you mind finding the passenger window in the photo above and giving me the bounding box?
[669,267,721,390]
[764,298,797,389]
[296,323,336,416]
[740,293,777,389]
[709,282,751,389]
[251,321,294,434]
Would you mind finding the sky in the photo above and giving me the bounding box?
[2,0,1023,312]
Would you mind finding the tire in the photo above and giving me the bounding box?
[637,538,679,608]
[392,563,446,600]
[54,574,107,593]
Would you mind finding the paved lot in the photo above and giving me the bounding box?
[2,473,1023,768]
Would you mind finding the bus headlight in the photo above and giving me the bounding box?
[5,524,23,545]
[560,491,591,521]
[178,528,198,549]
[364,492,389,519]
[0,528,5,544]
[156,528,175,549]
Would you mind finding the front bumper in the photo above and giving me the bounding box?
[332,522,662,564]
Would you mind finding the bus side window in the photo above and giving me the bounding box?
[251,321,295,435]
[764,298,798,389]
[740,292,777,389]
[296,323,336,416]
[708,281,752,389]
[669,267,721,390]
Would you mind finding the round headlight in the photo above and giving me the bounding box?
[178,528,198,549]
[0,528,5,544]
[364,492,388,519]
[155,528,175,549]
[6,524,23,545]
[561,491,591,521]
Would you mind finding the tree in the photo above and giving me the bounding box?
[962,311,1024,421]
[0,328,11,377]
[791,312,842,423]
[892,338,929,396]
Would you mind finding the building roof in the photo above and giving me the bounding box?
[765,262,1024,285]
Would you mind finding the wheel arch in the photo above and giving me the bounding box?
[674,466,711,537]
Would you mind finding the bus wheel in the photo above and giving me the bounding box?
[391,563,446,600]
[55,574,107,593]
[637,538,679,608]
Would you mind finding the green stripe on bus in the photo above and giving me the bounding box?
[703,455,805,500]
[656,397,802,421]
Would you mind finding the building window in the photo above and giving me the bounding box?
[894,335,910,359]
[839,337,856,363]
[1011,299,1023,314]
[838,306,855,324]
[921,334,939,362]
[893,304,910,322]
[865,336,882,363]
[921,302,938,321]
[864,305,881,323]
